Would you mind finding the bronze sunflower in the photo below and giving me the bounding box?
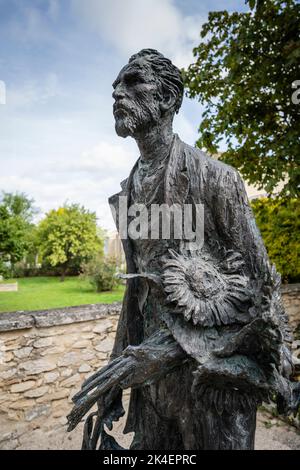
[162,250,252,327]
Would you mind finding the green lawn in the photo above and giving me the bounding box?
[0,277,125,313]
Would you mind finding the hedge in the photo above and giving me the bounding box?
[251,197,300,284]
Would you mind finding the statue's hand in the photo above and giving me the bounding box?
[280,344,294,379]
[97,386,125,431]
[81,386,125,449]
[68,330,184,433]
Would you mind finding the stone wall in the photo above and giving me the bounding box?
[281,283,300,332]
[0,303,122,450]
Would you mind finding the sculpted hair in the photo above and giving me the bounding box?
[129,49,184,114]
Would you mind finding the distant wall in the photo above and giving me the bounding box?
[0,283,18,292]
[0,303,121,450]
[281,284,300,332]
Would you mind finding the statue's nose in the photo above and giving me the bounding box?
[112,84,126,101]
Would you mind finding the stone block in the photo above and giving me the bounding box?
[38,328,66,337]
[52,407,67,418]
[3,352,14,362]
[81,350,96,361]
[10,380,36,393]
[19,359,56,375]
[73,340,91,349]
[51,398,68,409]
[81,332,95,339]
[57,352,81,367]
[60,373,80,388]
[93,320,113,335]
[7,393,22,402]
[40,346,65,356]
[0,368,17,380]
[24,386,49,398]
[44,371,60,384]
[24,404,51,422]
[0,431,19,444]
[78,364,91,373]
[81,324,93,331]
[95,337,114,353]
[33,337,53,348]
[60,368,73,377]
[14,346,33,359]
[3,341,22,351]
[7,410,23,421]
[0,439,19,450]
[37,389,69,403]
[96,352,108,360]
[10,399,36,409]
[0,312,34,332]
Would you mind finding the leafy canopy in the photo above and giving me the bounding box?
[37,204,103,279]
[0,192,36,267]
[183,0,300,196]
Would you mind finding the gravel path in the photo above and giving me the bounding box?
[15,409,300,450]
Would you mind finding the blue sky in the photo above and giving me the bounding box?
[0,0,248,230]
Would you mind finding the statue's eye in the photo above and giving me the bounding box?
[124,73,143,86]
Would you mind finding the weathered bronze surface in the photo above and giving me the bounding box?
[68,49,299,450]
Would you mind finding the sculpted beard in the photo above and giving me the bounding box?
[114,92,161,138]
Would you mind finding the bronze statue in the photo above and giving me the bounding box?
[68,49,299,450]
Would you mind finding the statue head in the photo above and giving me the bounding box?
[112,49,184,138]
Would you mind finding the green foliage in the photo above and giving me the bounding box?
[81,256,118,292]
[0,259,11,279]
[1,192,37,222]
[0,192,37,275]
[37,204,103,281]
[251,197,300,282]
[184,0,300,196]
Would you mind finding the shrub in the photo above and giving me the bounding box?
[251,197,300,283]
[81,256,118,292]
[0,260,11,279]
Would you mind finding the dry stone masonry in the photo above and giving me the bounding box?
[0,303,121,450]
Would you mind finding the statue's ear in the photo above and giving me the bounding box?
[160,90,176,114]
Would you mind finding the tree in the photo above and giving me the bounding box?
[251,197,300,283]
[183,0,300,196]
[0,192,37,274]
[1,192,36,222]
[37,204,103,281]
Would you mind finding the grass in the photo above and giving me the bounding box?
[0,276,125,313]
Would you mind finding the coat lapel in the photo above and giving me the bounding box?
[164,134,190,206]
[108,160,139,274]
[109,135,190,271]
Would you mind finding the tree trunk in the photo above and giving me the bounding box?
[60,265,67,282]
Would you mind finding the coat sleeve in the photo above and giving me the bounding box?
[214,167,269,278]
[214,166,292,351]
[110,288,129,360]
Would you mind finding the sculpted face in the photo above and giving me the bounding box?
[112,59,162,138]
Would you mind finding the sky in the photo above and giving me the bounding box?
[0,0,248,231]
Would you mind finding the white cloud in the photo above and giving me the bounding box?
[8,73,61,108]
[173,109,198,145]
[0,135,138,230]
[72,141,136,175]
[71,0,203,68]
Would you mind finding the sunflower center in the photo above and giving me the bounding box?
[186,261,225,299]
